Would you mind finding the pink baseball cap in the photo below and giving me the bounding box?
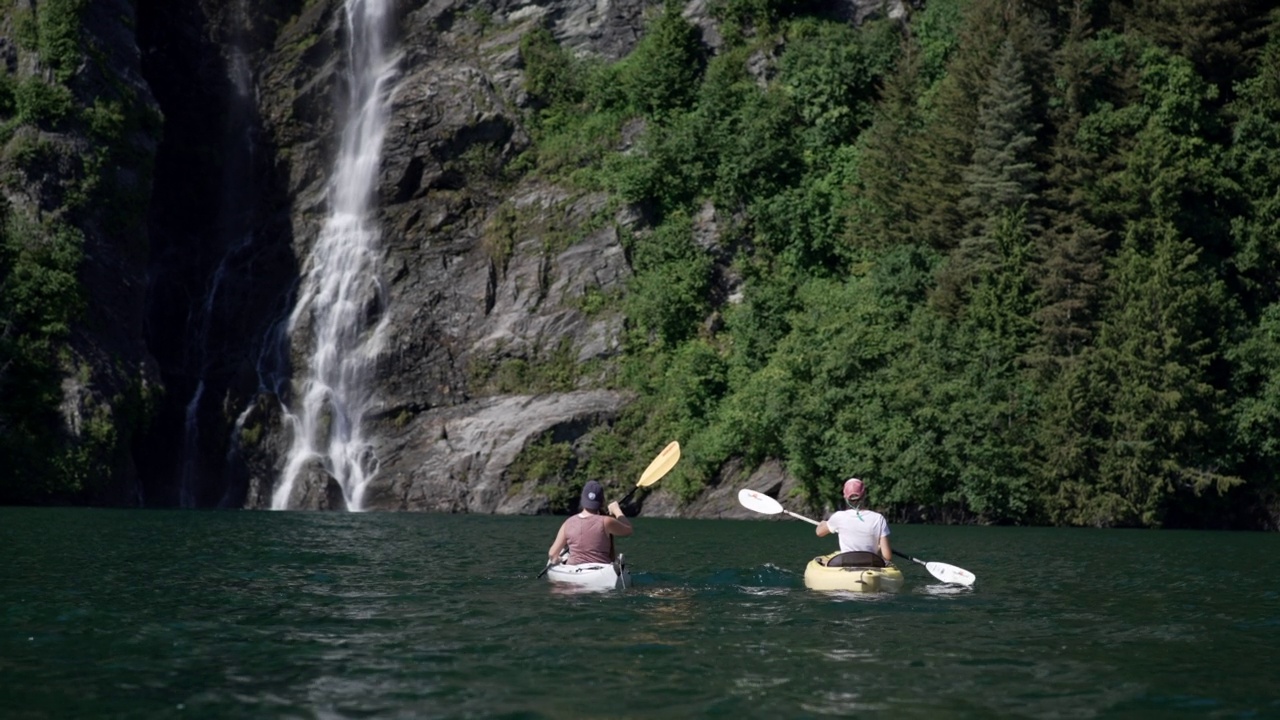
[842,477,865,500]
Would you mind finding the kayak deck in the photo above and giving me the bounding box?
[803,552,905,593]
[545,554,631,591]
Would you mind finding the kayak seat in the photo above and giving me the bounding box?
[825,551,886,568]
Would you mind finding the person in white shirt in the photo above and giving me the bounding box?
[815,477,892,567]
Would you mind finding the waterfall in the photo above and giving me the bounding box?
[179,381,203,508]
[272,0,400,510]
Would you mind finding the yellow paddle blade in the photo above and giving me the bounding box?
[637,441,680,487]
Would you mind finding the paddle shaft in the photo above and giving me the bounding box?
[893,549,925,566]
[618,485,641,507]
[787,510,819,525]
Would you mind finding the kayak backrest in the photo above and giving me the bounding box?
[824,551,886,568]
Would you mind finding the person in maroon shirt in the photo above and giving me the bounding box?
[547,480,633,565]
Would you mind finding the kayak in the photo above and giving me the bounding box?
[803,552,905,593]
[545,554,631,591]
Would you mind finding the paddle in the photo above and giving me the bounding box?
[737,488,820,525]
[618,440,682,507]
[892,550,976,586]
[735,488,976,586]
[538,442,682,579]
[536,549,569,580]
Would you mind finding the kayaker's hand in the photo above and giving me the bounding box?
[608,501,625,518]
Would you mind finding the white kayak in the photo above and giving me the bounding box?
[545,554,631,590]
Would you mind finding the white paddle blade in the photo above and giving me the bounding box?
[638,441,681,487]
[926,561,976,586]
[737,488,784,515]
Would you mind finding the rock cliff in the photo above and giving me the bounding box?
[26,0,899,516]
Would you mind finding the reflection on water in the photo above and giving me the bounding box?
[915,582,977,597]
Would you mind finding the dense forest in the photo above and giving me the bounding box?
[3,0,1280,528]
[517,0,1280,528]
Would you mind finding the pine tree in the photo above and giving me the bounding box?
[934,38,1042,314]
[1084,223,1237,526]
[1226,35,1280,315]
[1032,0,1108,365]
[846,32,924,250]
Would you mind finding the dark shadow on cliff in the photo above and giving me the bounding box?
[133,0,305,508]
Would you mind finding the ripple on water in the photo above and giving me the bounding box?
[3,510,1277,719]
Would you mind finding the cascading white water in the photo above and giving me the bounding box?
[272,0,399,510]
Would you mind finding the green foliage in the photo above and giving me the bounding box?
[12,7,39,51]
[623,212,713,347]
[82,99,126,145]
[516,28,633,184]
[520,26,584,108]
[959,40,1042,237]
[615,1,705,119]
[470,337,586,395]
[910,0,965,87]
[524,106,630,184]
[1227,304,1280,483]
[2,214,86,339]
[751,145,858,273]
[1058,223,1236,526]
[0,71,15,119]
[508,435,579,511]
[1225,36,1280,311]
[714,87,805,209]
[35,0,88,84]
[605,109,713,211]
[13,77,75,128]
[0,211,88,504]
[778,18,900,151]
[1115,0,1275,92]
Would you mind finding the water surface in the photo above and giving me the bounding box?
[2,508,1276,718]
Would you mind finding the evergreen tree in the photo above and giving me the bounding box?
[1110,0,1276,98]
[846,33,925,250]
[960,40,1042,232]
[1031,0,1109,366]
[1225,35,1280,315]
[1081,224,1237,526]
[1226,304,1280,507]
[901,0,1052,250]
[948,208,1041,521]
[935,38,1043,314]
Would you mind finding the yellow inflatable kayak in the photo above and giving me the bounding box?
[803,552,905,592]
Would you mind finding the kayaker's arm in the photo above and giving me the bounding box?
[605,501,633,537]
[879,535,892,565]
[815,520,832,537]
[547,523,568,563]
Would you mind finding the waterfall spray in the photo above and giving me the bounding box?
[273,0,400,510]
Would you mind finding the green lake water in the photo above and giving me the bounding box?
[1,507,1277,718]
